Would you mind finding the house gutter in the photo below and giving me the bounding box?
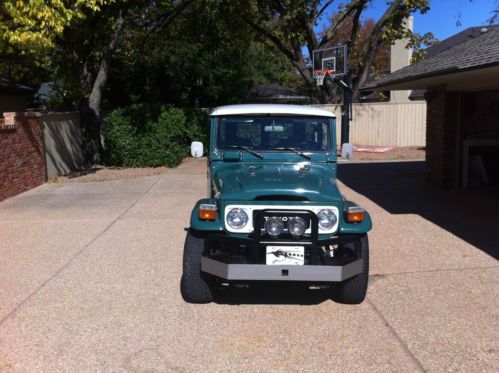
[363,61,499,91]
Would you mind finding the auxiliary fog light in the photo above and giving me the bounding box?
[265,217,284,238]
[287,217,307,237]
[317,209,337,230]
[226,208,249,229]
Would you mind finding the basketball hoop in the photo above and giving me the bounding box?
[313,69,334,86]
[312,45,347,86]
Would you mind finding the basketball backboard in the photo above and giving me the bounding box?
[312,45,348,85]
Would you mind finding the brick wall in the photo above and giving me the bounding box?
[425,87,460,188]
[0,112,47,201]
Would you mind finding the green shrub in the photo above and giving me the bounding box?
[103,104,209,167]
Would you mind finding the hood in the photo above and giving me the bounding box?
[213,162,341,202]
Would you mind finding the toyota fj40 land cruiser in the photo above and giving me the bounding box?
[181,104,372,304]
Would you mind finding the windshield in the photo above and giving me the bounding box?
[216,116,330,152]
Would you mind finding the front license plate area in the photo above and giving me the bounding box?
[266,246,305,265]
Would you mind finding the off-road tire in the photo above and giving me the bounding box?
[180,231,214,303]
[331,234,369,304]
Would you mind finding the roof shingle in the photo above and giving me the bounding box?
[364,26,499,89]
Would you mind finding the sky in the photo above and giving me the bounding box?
[318,0,497,41]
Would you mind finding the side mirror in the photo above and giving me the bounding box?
[191,141,204,158]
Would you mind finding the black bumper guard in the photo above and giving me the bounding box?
[200,209,364,282]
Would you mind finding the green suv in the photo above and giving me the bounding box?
[182,104,372,304]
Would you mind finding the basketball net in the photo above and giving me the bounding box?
[313,69,334,86]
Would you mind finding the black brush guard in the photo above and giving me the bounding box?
[199,209,364,282]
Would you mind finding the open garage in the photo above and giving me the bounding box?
[365,25,499,188]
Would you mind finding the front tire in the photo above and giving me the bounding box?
[180,231,214,303]
[331,234,369,304]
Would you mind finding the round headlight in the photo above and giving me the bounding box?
[226,208,249,229]
[265,217,284,238]
[287,217,307,237]
[317,209,337,230]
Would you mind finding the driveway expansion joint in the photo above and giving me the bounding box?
[371,265,499,278]
[0,175,162,327]
[366,297,427,372]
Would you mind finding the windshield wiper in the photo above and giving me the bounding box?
[269,147,311,160]
[226,145,263,159]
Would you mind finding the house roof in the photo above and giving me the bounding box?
[210,104,336,117]
[364,25,499,90]
[0,76,33,94]
[425,25,499,57]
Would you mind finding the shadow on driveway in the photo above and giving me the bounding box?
[214,282,332,305]
[338,161,499,261]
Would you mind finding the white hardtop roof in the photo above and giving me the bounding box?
[210,104,335,118]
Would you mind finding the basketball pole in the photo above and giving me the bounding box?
[329,74,352,157]
[339,74,352,146]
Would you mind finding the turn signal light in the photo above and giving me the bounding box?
[346,206,365,223]
[199,204,217,221]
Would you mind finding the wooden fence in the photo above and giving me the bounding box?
[40,112,84,178]
[315,102,427,146]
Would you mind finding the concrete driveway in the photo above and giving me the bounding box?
[0,158,497,372]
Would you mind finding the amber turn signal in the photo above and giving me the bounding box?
[346,206,365,223]
[199,204,217,220]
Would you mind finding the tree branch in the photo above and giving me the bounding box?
[144,0,195,37]
[290,36,314,84]
[241,16,297,62]
[353,0,403,100]
[300,14,319,57]
[314,0,335,22]
[349,5,363,47]
[243,15,314,84]
[308,0,320,20]
[318,0,367,47]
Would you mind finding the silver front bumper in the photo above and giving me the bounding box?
[201,257,363,282]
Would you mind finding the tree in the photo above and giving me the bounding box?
[103,0,298,108]
[0,0,113,97]
[54,0,297,109]
[0,0,111,52]
[49,0,195,161]
[49,0,297,160]
[324,14,437,73]
[0,0,116,160]
[322,16,391,80]
[0,43,51,86]
[236,0,431,102]
[408,31,439,63]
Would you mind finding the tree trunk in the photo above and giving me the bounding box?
[88,60,108,119]
[81,12,124,163]
[79,102,102,163]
